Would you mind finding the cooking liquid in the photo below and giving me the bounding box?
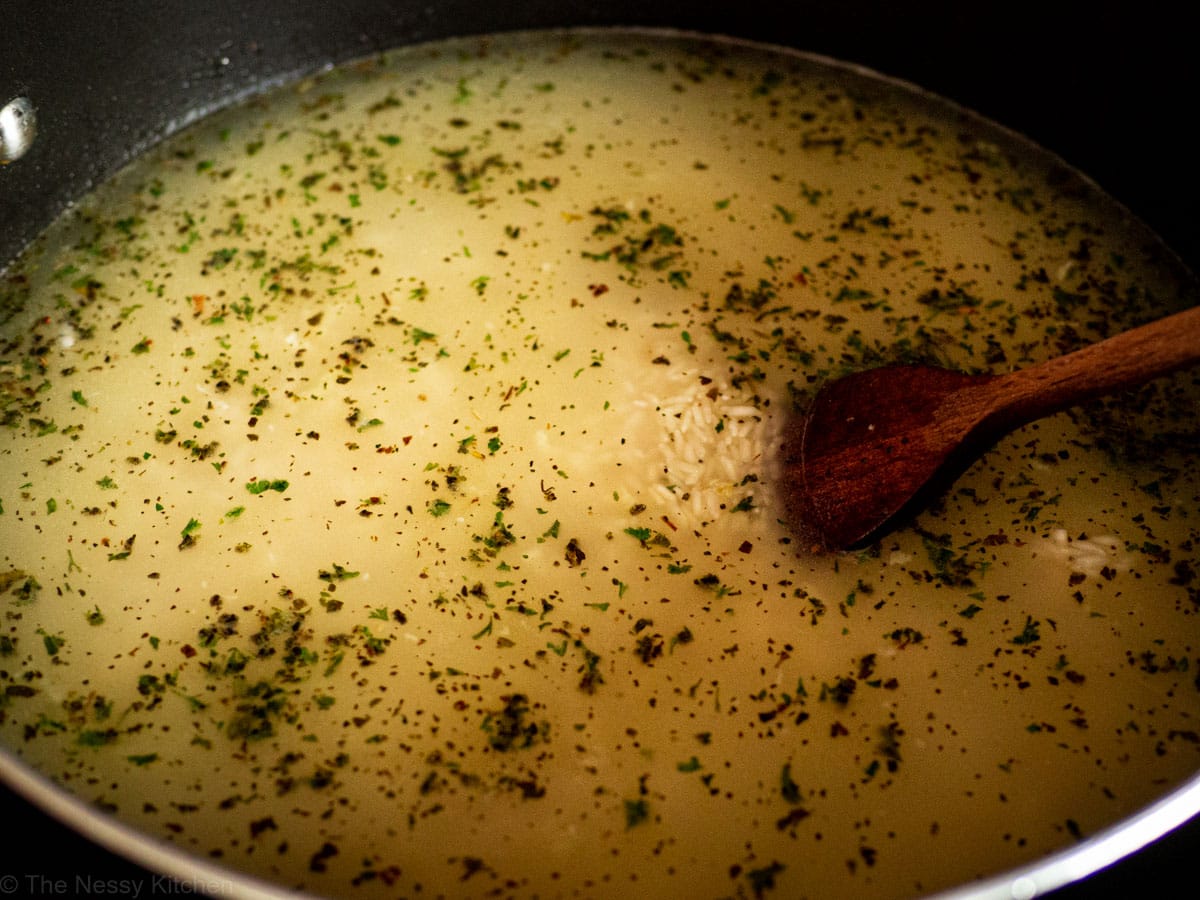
[2,30,1199,899]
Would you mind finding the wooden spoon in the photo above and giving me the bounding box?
[781,304,1200,550]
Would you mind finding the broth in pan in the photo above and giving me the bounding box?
[2,29,1199,899]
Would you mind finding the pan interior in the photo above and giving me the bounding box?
[1,28,1198,899]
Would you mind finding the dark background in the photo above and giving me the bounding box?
[3,2,1198,896]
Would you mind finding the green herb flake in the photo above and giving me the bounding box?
[781,763,801,804]
[747,862,786,897]
[39,630,65,656]
[319,564,360,583]
[624,798,649,829]
[472,620,494,640]
[247,479,289,495]
[1011,616,1041,645]
[77,729,117,747]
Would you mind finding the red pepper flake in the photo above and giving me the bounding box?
[181,644,197,658]
[738,540,753,553]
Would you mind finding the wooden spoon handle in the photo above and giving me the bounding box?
[995,304,1200,424]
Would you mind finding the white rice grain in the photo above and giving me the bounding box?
[622,362,782,526]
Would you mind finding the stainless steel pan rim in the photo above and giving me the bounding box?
[6,741,1200,898]
[0,746,299,899]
